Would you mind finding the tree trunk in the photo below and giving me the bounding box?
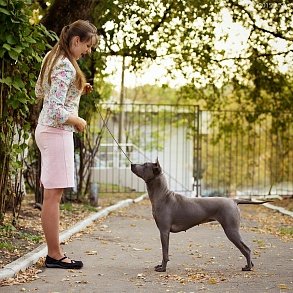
[41,0,97,35]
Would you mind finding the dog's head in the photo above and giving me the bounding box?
[131,158,162,182]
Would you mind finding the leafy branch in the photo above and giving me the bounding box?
[211,49,293,63]
[229,0,293,41]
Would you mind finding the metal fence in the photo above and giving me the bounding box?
[88,104,199,195]
[199,111,293,198]
[27,104,293,199]
[88,104,293,198]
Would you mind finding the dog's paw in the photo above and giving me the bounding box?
[154,264,166,272]
[242,264,253,271]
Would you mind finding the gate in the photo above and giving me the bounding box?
[89,104,200,195]
[89,105,293,198]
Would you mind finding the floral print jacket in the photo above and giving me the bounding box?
[35,56,81,132]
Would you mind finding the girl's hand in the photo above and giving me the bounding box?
[75,117,87,132]
[83,83,93,95]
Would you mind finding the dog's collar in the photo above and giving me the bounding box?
[145,172,163,183]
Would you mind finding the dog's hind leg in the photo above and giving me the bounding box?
[155,230,170,272]
[222,227,253,271]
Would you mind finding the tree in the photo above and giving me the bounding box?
[0,0,54,224]
[33,0,292,113]
[87,0,292,197]
[39,0,97,35]
[96,0,292,111]
[1,0,291,214]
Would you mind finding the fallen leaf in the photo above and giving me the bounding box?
[278,284,288,289]
[85,250,98,255]
[208,278,218,284]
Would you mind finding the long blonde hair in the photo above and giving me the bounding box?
[40,20,98,90]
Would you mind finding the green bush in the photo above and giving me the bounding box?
[0,0,55,225]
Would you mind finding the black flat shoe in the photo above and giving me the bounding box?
[45,255,83,269]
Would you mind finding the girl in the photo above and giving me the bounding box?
[35,20,98,269]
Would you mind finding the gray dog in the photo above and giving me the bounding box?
[131,159,270,272]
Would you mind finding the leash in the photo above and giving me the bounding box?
[96,106,192,194]
[97,106,133,164]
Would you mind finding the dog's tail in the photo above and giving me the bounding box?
[233,199,274,205]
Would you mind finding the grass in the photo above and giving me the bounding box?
[0,226,42,254]
[60,202,75,212]
[1,223,42,242]
[60,202,100,213]
[253,239,266,248]
[0,241,14,251]
[0,223,16,236]
[19,232,42,243]
[279,226,293,236]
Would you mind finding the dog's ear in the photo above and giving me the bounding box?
[153,166,161,175]
[153,157,162,175]
[155,157,160,167]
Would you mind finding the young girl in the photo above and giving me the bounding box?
[35,20,98,269]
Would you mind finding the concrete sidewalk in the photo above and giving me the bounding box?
[1,198,292,292]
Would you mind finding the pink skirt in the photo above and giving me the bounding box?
[35,124,75,189]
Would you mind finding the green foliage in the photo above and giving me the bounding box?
[0,222,42,254]
[0,0,55,224]
[124,84,178,104]
[1,0,289,207]
[200,110,293,193]
[18,231,42,243]
[35,1,292,116]
[279,227,293,236]
[60,202,74,212]
[0,241,14,251]
[173,1,292,116]
[91,0,292,114]
[0,223,16,236]
[61,202,98,213]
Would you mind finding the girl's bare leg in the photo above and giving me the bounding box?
[41,188,70,262]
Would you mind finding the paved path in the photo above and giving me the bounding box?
[1,199,292,292]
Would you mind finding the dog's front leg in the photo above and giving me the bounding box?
[155,230,170,272]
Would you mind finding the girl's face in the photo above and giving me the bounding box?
[70,36,94,60]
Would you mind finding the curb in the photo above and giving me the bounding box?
[251,198,293,218]
[0,194,148,281]
[262,202,293,217]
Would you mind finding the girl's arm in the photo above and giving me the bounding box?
[66,115,86,132]
[48,59,86,132]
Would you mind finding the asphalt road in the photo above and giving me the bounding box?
[1,199,292,293]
